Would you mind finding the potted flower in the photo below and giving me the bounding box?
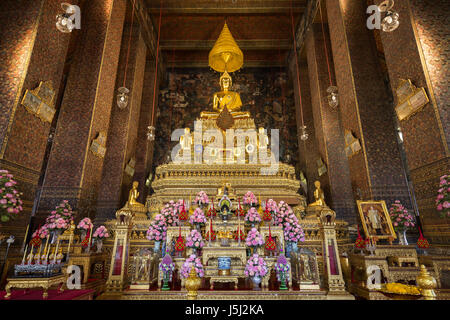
[0,169,23,223]
[195,191,209,208]
[243,191,257,209]
[146,214,168,253]
[181,254,204,279]
[77,217,93,241]
[186,229,204,255]
[245,228,264,254]
[189,208,207,231]
[159,254,175,290]
[274,201,305,256]
[245,253,268,290]
[435,174,449,218]
[262,199,277,222]
[274,254,290,290]
[245,207,261,228]
[45,200,74,243]
[93,225,109,253]
[31,225,49,240]
[160,200,183,226]
[389,200,415,245]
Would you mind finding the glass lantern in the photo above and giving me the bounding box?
[381,10,400,32]
[299,125,309,141]
[147,126,155,141]
[327,86,339,109]
[117,87,130,109]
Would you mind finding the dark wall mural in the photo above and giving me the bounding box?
[153,67,299,173]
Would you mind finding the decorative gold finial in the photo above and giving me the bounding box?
[416,265,437,300]
[185,266,201,300]
[209,23,244,73]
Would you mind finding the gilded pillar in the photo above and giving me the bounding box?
[0,0,76,242]
[96,19,148,223]
[326,0,412,208]
[305,23,356,224]
[371,0,450,244]
[39,0,127,220]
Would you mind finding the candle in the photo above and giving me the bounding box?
[37,243,42,264]
[45,244,51,264]
[28,244,34,264]
[43,235,49,258]
[22,244,28,265]
[87,224,93,253]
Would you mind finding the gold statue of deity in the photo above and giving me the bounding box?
[127,181,145,208]
[308,181,326,207]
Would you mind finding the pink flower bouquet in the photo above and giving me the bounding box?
[245,228,264,248]
[245,207,261,224]
[244,254,268,278]
[32,225,49,239]
[189,208,207,226]
[243,191,257,206]
[265,199,278,213]
[77,217,93,230]
[180,254,204,278]
[195,191,209,206]
[93,225,110,239]
[435,174,449,218]
[389,200,415,232]
[0,169,23,222]
[275,201,305,243]
[186,229,205,249]
[160,200,183,226]
[146,214,168,242]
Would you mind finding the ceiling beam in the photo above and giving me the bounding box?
[160,39,292,51]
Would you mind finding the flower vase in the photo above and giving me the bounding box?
[397,230,408,245]
[162,272,171,291]
[96,239,103,253]
[279,272,288,290]
[154,240,161,253]
[251,276,262,291]
[195,224,201,232]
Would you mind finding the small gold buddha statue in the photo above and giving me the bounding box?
[217,182,236,200]
[127,181,145,208]
[308,181,326,207]
[200,71,250,120]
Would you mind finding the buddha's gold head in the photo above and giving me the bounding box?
[314,181,321,188]
[220,71,232,90]
[133,181,139,188]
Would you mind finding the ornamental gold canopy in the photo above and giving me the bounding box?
[209,22,244,73]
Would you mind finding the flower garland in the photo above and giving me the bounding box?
[0,169,23,222]
[186,229,205,249]
[195,191,209,206]
[244,254,268,278]
[45,200,73,233]
[93,225,110,239]
[389,200,415,232]
[189,208,207,226]
[245,207,261,224]
[245,228,264,248]
[436,174,449,218]
[146,214,168,242]
[243,191,257,206]
[77,217,93,231]
[180,254,204,278]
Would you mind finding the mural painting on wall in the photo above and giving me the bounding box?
[153,67,299,174]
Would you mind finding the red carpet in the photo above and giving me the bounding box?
[0,289,94,300]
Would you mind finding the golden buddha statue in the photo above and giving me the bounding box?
[308,181,326,207]
[217,182,236,200]
[127,181,145,208]
[200,71,250,121]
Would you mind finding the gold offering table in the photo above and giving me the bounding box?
[209,275,239,290]
[4,274,66,300]
[68,251,109,284]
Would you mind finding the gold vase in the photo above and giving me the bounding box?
[416,265,437,300]
[185,266,201,300]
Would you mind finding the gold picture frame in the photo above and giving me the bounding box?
[395,79,429,121]
[357,200,397,240]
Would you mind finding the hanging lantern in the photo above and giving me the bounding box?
[299,125,309,141]
[379,0,400,32]
[56,3,77,33]
[117,87,130,109]
[326,86,339,109]
[147,125,156,141]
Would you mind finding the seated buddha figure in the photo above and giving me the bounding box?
[308,181,327,207]
[200,71,250,120]
[127,181,145,208]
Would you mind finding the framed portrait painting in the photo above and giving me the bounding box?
[357,200,396,240]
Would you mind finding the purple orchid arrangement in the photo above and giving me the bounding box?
[274,254,290,281]
[245,228,264,248]
[159,254,175,274]
[0,169,23,223]
[389,200,415,232]
[244,254,268,278]
[186,229,205,249]
[436,174,449,218]
[146,214,168,242]
[245,207,261,224]
[181,254,204,278]
[189,208,207,226]
[243,191,257,206]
